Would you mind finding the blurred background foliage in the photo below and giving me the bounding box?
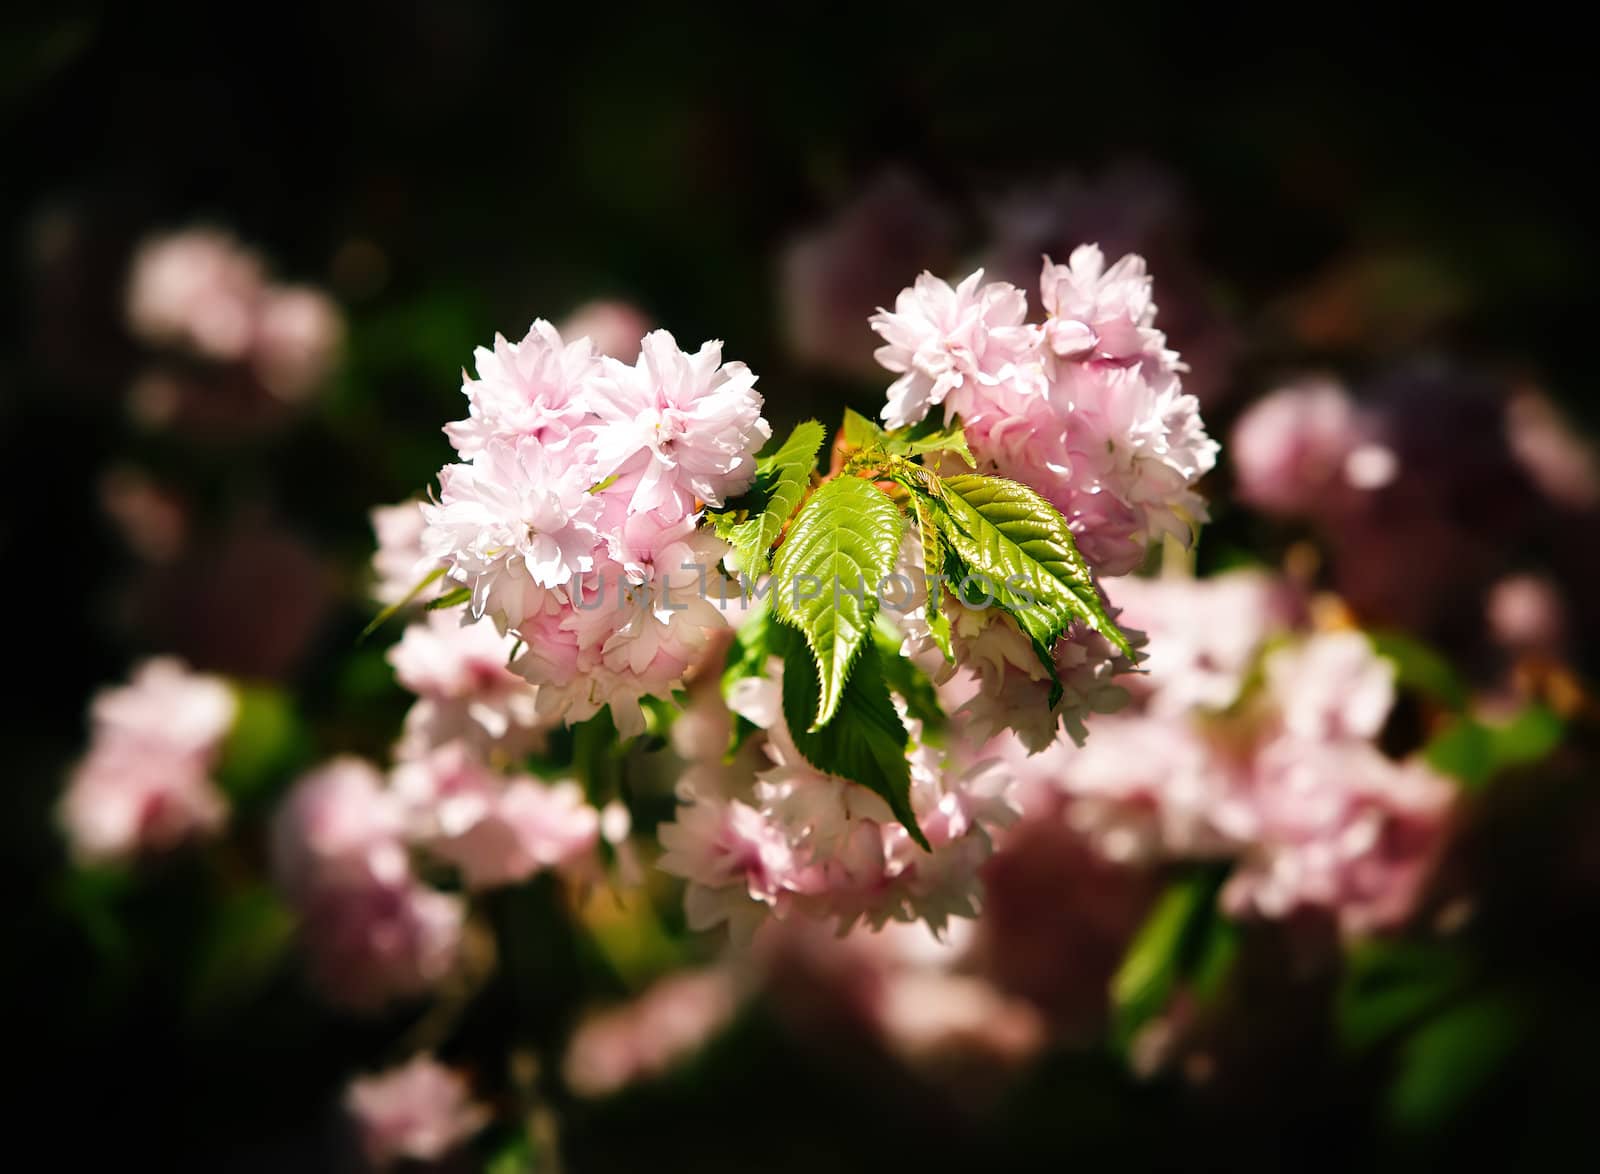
[4,3,1597,1170]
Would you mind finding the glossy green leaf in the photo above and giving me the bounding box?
[710,419,826,577]
[780,635,928,850]
[771,475,906,730]
[909,492,954,662]
[930,474,1134,696]
[891,415,976,466]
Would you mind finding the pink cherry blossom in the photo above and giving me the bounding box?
[391,741,599,890]
[563,969,741,1097]
[272,758,465,1010]
[869,269,1039,430]
[586,330,769,513]
[370,500,440,607]
[126,228,264,360]
[422,435,604,618]
[345,1055,489,1166]
[1230,380,1370,516]
[251,285,343,402]
[58,658,236,864]
[388,610,547,758]
[443,319,600,459]
[1263,630,1395,743]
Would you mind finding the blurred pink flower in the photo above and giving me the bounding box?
[781,170,957,377]
[99,467,188,563]
[273,759,463,1010]
[1485,573,1569,657]
[58,658,236,865]
[563,969,741,1097]
[1229,380,1371,516]
[251,285,344,402]
[345,1055,489,1167]
[559,299,653,363]
[124,227,345,418]
[391,741,599,890]
[126,228,264,361]
[370,500,443,607]
[1224,743,1455,934]
[1506,388,1600,511]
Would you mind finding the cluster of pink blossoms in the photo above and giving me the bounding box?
[870,245,1218,574]
[991,571,1457,934]
[655,640,1020,941]
[126,227,343,404]
[273,731,605,1012]
[344,1054,489,1167]
[419,320,770,737]
[58,659,237,864]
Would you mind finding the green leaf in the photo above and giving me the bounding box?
[710,420,826,577]
[359,564,445,641]
[891,416,976,467]
[909,492,954,662]
[929,473,1134,695]
[771,475,906,730]
[215,684,310,806]
[1111,866,1233,1049]
[426,585,473,611]
[1337,940,1472,1054]
[1385,990,1528,1133]
[842,407,887,449]
[1371,630,1469,711]
[186,885,296,1019]
[1424,703,1565,790]
[779,634,928,850]
[1111,877,1207,1046]
[873,617,946,734]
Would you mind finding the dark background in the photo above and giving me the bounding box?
[4,5,1596,1169]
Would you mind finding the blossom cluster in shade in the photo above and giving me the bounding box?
[126,227,344,404]
[419,320,770,736]
[344,1055,489,1167]
[270,745,606,1009]
[1229,368,1598,655]
[870,246,1218,575]
[58,658,237,864]
[655,633,1021,941]
[989,571,1457,934]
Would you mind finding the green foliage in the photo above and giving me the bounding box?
[709,419,826,576]
[215,685,310,806]
[779,633,928,851]
[893,415,977,467]
[909,492,954,662]
[843,408,976,467]
[186,884,296,1019]
[426,585,473,610]
[1111,869,1232,1048]
[925,473,1134,702]
[359,564,446,641]
[1371,630,1470,711]
[1424,703,1565,790]
[1384,990,1528,1133]
[771,474,906,730]
[872,617,946,735]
